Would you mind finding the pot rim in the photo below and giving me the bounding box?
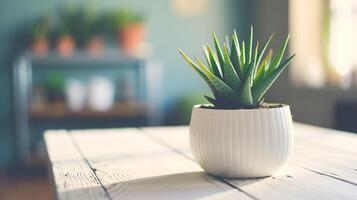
[193,103,290,111]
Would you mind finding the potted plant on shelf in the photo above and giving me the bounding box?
[178,27,295,178]
[30,15,50,56]
[56,6,76,56]
[109,9,145,54]
[45,74,66,114]
[70,5,104,54]
[87,15,105,56]
[56,32,75,57]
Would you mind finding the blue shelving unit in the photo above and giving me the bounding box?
[13,50,162,165]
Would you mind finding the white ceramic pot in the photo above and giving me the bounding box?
[87,76,115,111]
[66,79,86,112]
[189,104,294,178]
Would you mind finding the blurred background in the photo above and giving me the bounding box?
[1,0,357,199]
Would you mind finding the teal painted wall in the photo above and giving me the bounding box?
[0,0,248,167]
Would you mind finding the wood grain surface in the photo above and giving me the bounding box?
[44,123,357,200]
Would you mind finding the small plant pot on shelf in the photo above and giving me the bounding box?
[189,104,294,178]
[117,23,145,54]
[31,39,48,56]
[87,36,104,56]
[56,35,75,57]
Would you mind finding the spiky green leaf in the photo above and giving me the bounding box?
[212,31,225,68]
[252,54,295,102]
[204,95,218,105]
[233,30,243,70]
[267,34,290,75]
[225,35,230,52]
[263,50,273,78]
[241,76,253,105]
[222,45,242,91]
[256,34,274,70]
[179,49,239,100]
[241,41,246,72]
[183,53,238,100]
[230,33,243,79]
[251,41,259,84]
[248,26,253,64]
[254,49,273,85]
[243,62,254,84]
[205,45,222,78]
[179,49,219,97]
[203,46,211,70]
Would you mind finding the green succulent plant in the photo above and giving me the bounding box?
[178,27,295,109]
[57,5,97,47]
[30,15,50,40]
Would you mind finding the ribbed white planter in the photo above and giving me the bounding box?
[189,104,294,178]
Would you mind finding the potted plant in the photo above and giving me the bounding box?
[56,6,76,56]
[87,13,105,55]
[86,36,104,56]
[70,5,104,52]
[45,74,66,113]
[56,33,75,57]
[178,27,295,178]
[30,15,50,56]
[109,9,145,54]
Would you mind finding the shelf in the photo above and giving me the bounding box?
[14,48,161,165]
[28,102,147,120]
[26,50,148,68]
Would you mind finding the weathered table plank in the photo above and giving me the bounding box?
[142,124,357,199]
[45,123,357,200]
[70,128,252,200]
[293,123,357,153]
[289,123,357,184]
[44,130,110,200]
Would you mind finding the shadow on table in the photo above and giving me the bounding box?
[101,171,264,199]
[56,171,266,199]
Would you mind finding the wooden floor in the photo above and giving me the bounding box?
[0,170,52,200]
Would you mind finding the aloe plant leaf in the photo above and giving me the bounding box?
[251,41,259,84]
[243,62,254,85]
[203,46,212,70]
[248,26,253,64]
[230,39,240,70]
[186,54,238,100]
[241,41,246,72]
[204,95,218,105]
[267,34,290,75]
[264,50,273,77]
[252,54,295,102]
[205,45,222,78]
[230,32,243,79]
[241,75,253,105]
[212,31,225,68]
[233,30,243,69]
[254,49,273,85]
[225,35,230,52]
[222,45,242,91]
[178,49,220,97]
[256,33,274,70]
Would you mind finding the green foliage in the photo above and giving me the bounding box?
[30,15,50,40]
[178,27,295,109]
[57,5,97,47]
[45,74,65,92]
[106,9,144,29]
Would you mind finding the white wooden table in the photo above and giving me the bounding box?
[44,123,357,200]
